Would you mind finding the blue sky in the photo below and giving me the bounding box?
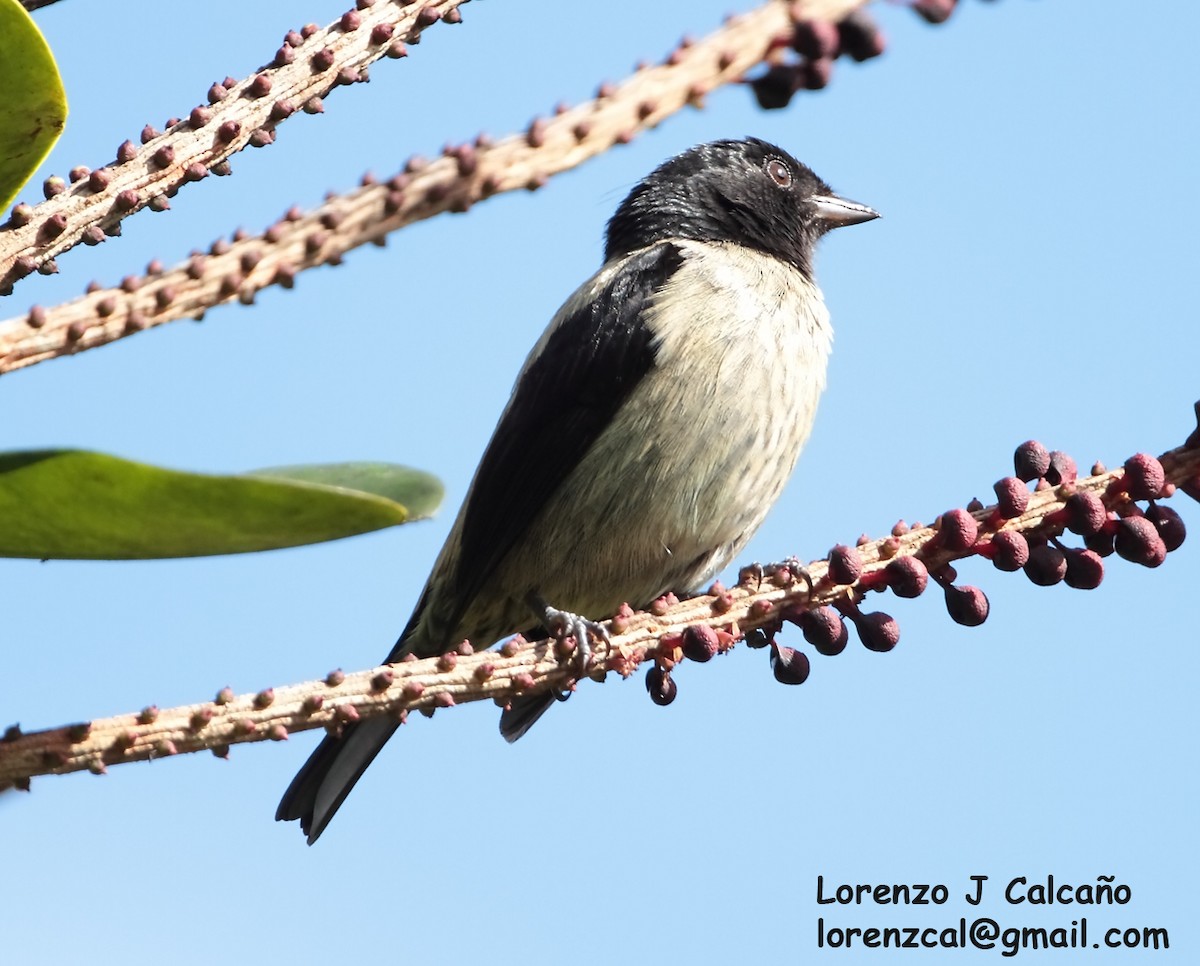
[2,1,1196,963]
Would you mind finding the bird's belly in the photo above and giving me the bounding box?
[473,302,827,631]
[449,245,832,645]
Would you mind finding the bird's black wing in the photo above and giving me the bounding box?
[452,241,683,615]
[277,243,687,842]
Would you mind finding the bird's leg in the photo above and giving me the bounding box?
[779,555,815,598]
[525,593,610,671]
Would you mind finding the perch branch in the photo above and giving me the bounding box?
[0,0,869,376]
[4,420,1197,790]
[0,0,474,293]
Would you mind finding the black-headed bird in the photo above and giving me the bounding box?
[278,137,878,843]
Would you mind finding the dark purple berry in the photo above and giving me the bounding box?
[797,58,833,91]
[1045,451,1077,486]
[1063,548,1105,590]
[770,644,810,685]
[1024,543,1067,586]
[837,11,886,62]
[1014,440,1050,482]
[799,606,848,656]
[1084,528,1116,557]
[645,667,677,706]
[828,544,863,584]
[1114,517,1167,568]
[791,20,840,59]
[1122,453,1166,500]
[743,627,772,650]
[750,65,797,110]
[1145,504,1186,552]
[855,611,900,653]
[944,584,989,627]
[913,0,956,23]
[885,555,928,598]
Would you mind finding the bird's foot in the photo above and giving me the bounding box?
[526,594,610,672]
[778,556,815,597]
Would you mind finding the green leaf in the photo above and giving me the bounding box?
[0,0,68,211]
[0,450,443,560]
[250,462,444,520]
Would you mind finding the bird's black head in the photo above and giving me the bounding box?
[604,137,877,279]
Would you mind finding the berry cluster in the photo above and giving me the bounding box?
[646,438,1191,702]
[751,0,996,111]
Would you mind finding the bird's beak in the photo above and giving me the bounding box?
[811,195,879,229]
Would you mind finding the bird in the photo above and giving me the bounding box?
[277,137,877,843]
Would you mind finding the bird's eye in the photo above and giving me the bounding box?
[765,158,792,188]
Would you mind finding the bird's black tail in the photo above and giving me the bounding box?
[279,586,558,841]
[275,716,399,844]
[277,600,431,844]
[498,692,557,742]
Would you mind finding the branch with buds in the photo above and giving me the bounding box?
[0,0,879,375]
[4,405,1196,791]
[0,0,475,292]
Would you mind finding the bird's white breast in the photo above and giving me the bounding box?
[487,240,833,618]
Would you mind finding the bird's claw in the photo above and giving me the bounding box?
[528,594,608,672]
[779,556,815,596]
[545,605,609,668]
